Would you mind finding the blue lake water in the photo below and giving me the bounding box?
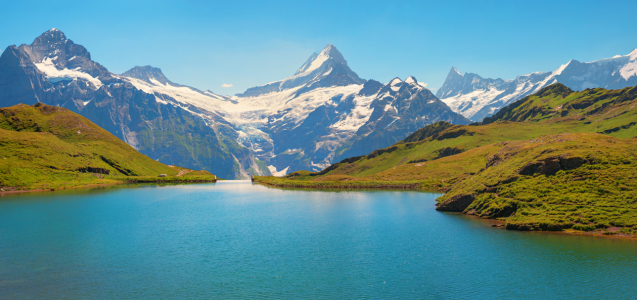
[1,181,636,299]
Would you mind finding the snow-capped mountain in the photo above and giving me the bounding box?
[438,49,637,121]
[0,29,268,179]
[237,44,366,97]
[225,46,470,173]
[0,29,471,177]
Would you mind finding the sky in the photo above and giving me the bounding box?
[1,0,636,96]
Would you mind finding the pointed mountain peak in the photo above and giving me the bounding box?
[295,44,348,75]
[33,28,67,45]
[450,66,463,77]
[629,48,637,59]
[321,44,342,57]
[404,76,428,88]
[121,65,170,85]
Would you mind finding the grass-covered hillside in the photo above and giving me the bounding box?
[258,84,637,235]
[0,103,215,193]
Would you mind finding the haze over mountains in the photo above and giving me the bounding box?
[0,29,635,178]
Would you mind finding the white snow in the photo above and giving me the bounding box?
[330,94,376,131]
[34,56,103,88]
[404,76,417,85]
[389,78,402,85]
[267,165,290,177]
[441,87,506,119]
[298,45,333,74]
[619,61,637,80]
[123,76,228,112]
[389,78,403,91]
[404,77,427,89]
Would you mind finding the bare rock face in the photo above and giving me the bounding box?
[436,194,476,212]
[519,157,561,175]
[518,156,589,176]
[559,156,588,170]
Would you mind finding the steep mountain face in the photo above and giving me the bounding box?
[437,49,637,121]
[0,29,267,179]
[334,77,471,160]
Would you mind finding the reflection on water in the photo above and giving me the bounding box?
[0,181,635,299]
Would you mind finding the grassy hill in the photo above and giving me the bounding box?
[0,103,216,193]
[258,84,637,235]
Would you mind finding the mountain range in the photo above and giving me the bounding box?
[1,29,635,178]
[437,49,637,121]
[0,29,469,178]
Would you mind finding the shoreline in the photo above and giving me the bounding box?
[257,177,637,241]
[256,177,432,191]
[0,182,123,196]
[3,177,635,241]
[0,176,218,197]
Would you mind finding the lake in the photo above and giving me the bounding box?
[1,181,636,299]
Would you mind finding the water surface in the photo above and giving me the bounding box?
[1,181,636,299]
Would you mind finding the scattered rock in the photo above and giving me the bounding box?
[77,167,110,175]
[486,154,503,168]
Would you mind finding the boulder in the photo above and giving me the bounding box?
[436,194,476,212]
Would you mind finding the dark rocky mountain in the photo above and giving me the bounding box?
[437,49,637,121]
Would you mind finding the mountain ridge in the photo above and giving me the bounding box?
[437,49,637,121]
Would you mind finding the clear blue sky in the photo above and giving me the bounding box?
[1,0,636,95]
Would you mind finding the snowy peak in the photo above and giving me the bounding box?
[404,76,417,85]
[320,44,347,64]
[238,44,365,97]
[12,28,114,87]
[122,66,170,85]
[438,48,637,121]
[295,44,347,75]
[403,76,427,88]
[389,77,403,85]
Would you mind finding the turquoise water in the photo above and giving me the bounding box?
[1,181,636,299]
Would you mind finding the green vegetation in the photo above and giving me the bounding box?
[257,84,637,237]
[0,103,216,193]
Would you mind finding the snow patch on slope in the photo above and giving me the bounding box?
[268,165,289,177]
[34,57,103,88]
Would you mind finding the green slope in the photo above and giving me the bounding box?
[257,84,637,235]
[0,103,215,192]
